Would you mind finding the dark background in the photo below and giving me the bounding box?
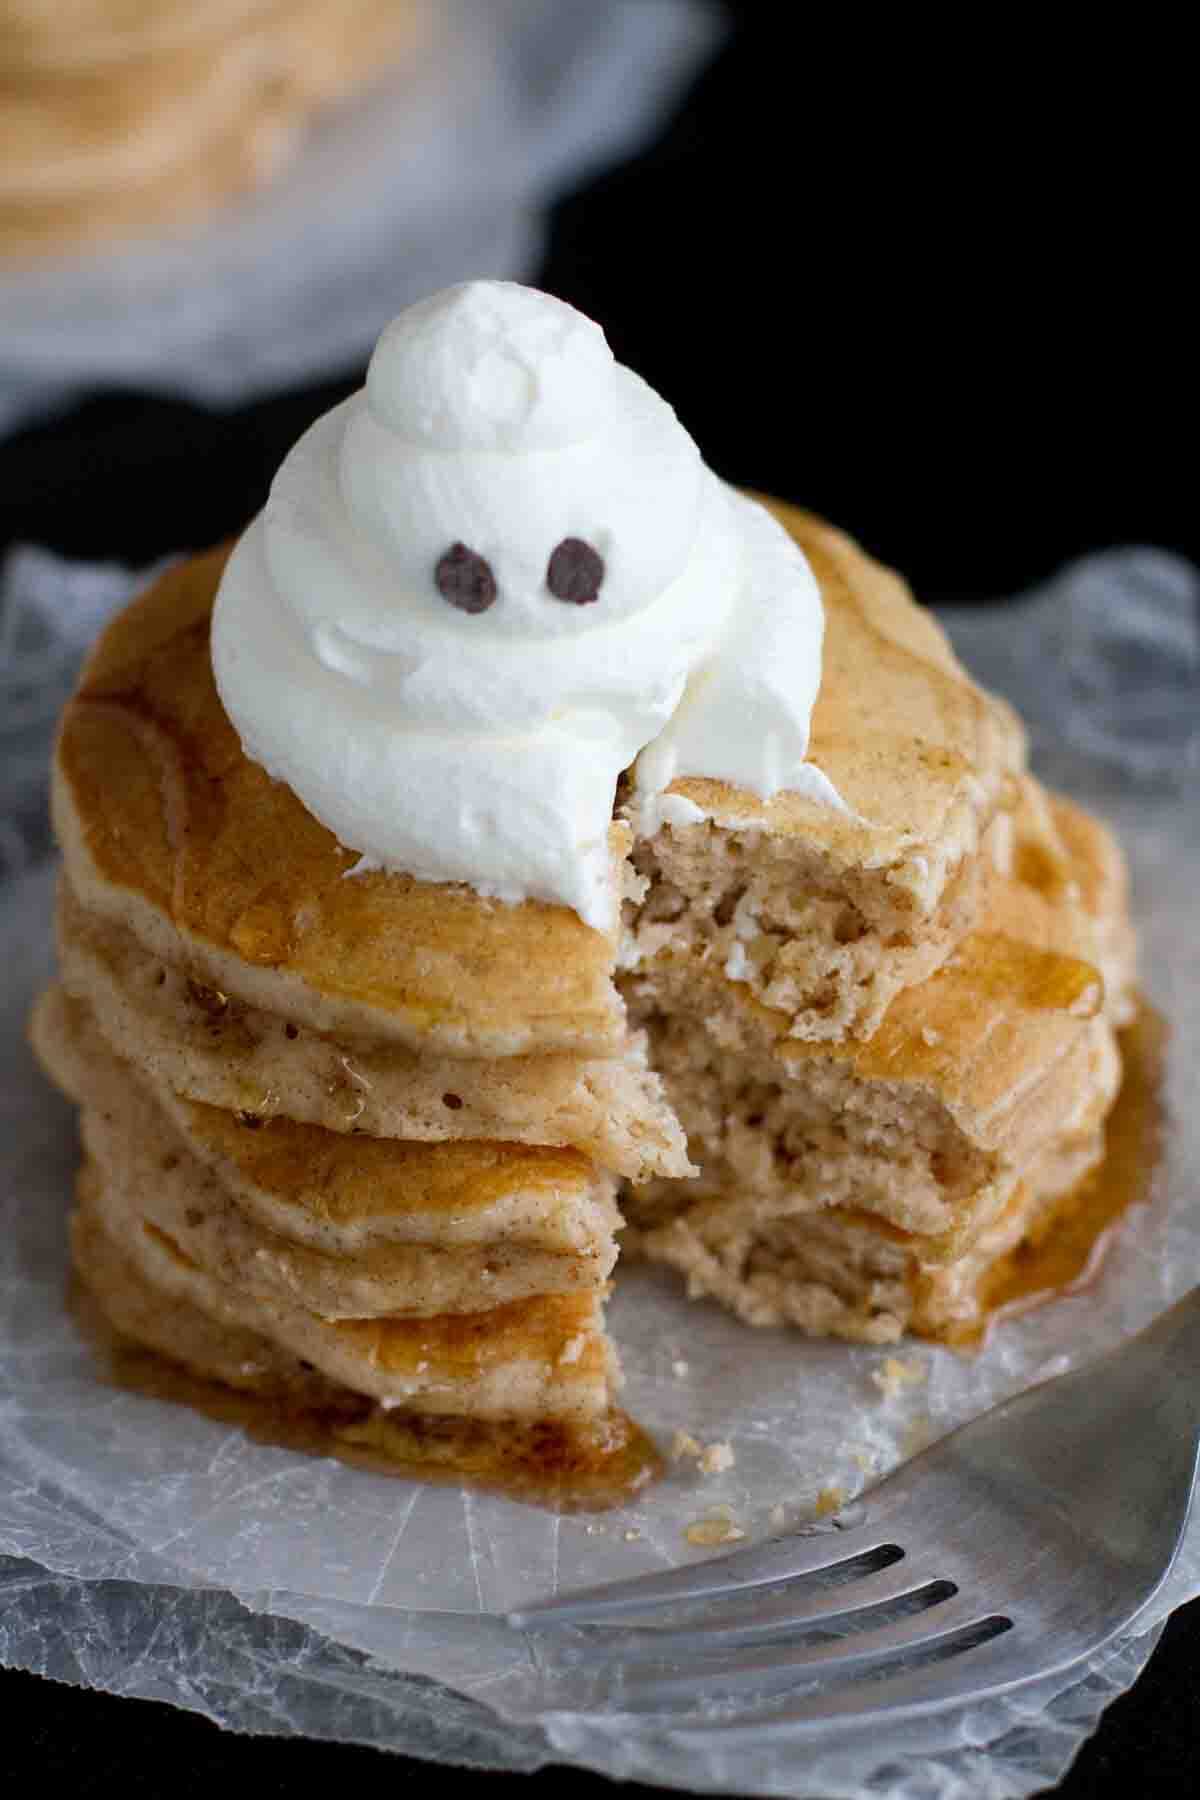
[2,6,1195,1792]
[0,8,1189,599]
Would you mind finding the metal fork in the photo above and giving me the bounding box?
[508,1288,1200,1733]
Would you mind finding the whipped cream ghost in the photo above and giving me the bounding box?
[212,281,839,930]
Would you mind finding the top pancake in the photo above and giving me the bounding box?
[55,509,1024,1060]
[653,502,1025,921]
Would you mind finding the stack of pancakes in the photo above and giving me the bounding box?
[1,0,423,260]
[32,502,1136,1487]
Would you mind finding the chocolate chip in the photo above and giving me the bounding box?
[546,537,604,605]
[442,1092,463,1110]
[435,542,496,614]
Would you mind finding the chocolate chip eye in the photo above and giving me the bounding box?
[435,542,497,614]
[546,537,604,605]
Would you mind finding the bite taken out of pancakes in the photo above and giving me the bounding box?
[621,780,1134,1344]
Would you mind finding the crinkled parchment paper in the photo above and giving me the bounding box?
[0,545,1197,1798]
[0,0,721,434]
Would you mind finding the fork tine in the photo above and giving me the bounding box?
[517,1291,1200,1727]
[670,1626,1083,1737]
[508,1521,891,1628]
[605,1595,1003,1713]
[545,1557,944,1659]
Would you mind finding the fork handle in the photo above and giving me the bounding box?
[1027,1285,1200,1563]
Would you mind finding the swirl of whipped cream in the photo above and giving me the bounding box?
[212,281,837,930]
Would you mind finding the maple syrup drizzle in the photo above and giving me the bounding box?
[960,996,1167,1344]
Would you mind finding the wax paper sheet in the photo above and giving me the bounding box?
[0,0,721,434]
[0,544,1197,1798]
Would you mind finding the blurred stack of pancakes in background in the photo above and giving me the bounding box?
[0,0,425,260]
[30,501,1137,1497]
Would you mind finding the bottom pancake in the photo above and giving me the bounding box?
[71,1204,658,1508]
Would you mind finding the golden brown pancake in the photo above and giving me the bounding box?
[624,503,1026,1042]
[72,1200,651,1501]
[54,883,690,1180]
[623,773,1132,1265]
[74,1151,616,1422]
[35,986,620,1295]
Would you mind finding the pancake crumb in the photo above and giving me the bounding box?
[685,1515,745,1547]
[872,1355,928,1398]
[671,1432,735,1474]
[903,1414,936,1456]
[671,1429,702,1460]
[814,1486,845,1517]
[699,1441,735,1474]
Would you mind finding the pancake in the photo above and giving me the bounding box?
[74,1152,616,1422]
[622,1171,1094,1347]
[75,1090,607,1318]
[0,1,425,259]
[72,1201,649,1498]
[623,503,1027,1042]
[1043,792,1137,1026]
[1,0,415,72]
[35,986,620,1288]
[55,884,690,1181]
[623,773,1131,1262]
[72,1196,361,1410]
